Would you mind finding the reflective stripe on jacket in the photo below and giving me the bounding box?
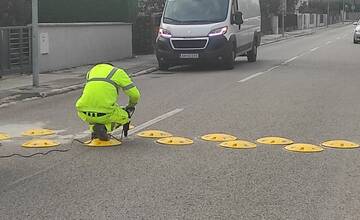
[76,64,140,113]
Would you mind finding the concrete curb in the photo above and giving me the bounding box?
[261,31,314,46]
[39,84,85,98]
[38,66,159,98]
[131,67,159,77]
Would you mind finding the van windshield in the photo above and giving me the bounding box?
[163,0,230,24]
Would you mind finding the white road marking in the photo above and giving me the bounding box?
[267,65,281,71]
[238,51,309,83]
[326,41,332,45]
[56,108,185,142]
[238,71,266,83]
[336,37,341,40]
[310,47,320,52]
[238,65,280,83]
[114,108,184,136]
[2,108,185,191]
[282,56,299,64]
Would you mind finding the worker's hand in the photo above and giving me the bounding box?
[125,106,135,117]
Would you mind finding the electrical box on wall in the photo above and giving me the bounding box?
[40,32,49,55]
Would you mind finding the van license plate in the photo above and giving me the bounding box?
[180,53,199,59]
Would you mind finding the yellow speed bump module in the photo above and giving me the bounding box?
[86,139,121,147]
[157,137,194,146]
[201,133,237,142]
[284,143,324,153]
[22,139,60,148]
[256,136,294,145]
[22,128,55,136]
[220,140,256,149]
[321,140,360,149]
[0,132,11,140]
[137,130,173,138]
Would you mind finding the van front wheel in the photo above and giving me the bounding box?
[158,61,170,71]
[223,47,235,70]
[247,43,257,62]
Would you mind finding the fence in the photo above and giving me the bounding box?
[297,14,328,30]
[132,13,162,54]
[346,12,360,21]
[278,14,298,32]
[0,26,32,76]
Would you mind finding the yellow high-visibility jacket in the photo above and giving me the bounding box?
[76,64,140,113]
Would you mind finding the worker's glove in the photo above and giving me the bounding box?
[122,105,135,138]
[125,106,135,118]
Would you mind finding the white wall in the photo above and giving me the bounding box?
[38,22,132,73]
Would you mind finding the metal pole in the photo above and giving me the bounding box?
[327,0,330,27]
[32,0,39,87]
[342,0,345,23]
[282,0,286,37]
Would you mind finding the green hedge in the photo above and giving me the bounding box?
[39,0,138,23]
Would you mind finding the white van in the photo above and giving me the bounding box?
[155,0,261,70]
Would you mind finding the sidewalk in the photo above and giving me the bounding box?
[0,54,157,107]
[261,22,351,45]
[261,29,316,45]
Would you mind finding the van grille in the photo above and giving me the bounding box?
[170,38,208,50]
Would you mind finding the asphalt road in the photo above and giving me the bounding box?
[1,24,360,220]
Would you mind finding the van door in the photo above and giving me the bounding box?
[237,0,261,50]
[229,0,247,54]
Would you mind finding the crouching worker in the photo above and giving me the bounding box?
[76,63,140,141]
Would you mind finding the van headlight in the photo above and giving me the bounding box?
[208,26,228,37]
[159,28,172,38]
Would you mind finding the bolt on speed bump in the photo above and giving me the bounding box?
[86,139,121,147]
[201,133,237,142]
[157,137,194,146]
[0,132,11,141]
[22,128,55,137]
[284,143,324,153]
[321,140,360,149]
[220,140,256,149]
[22,139,60,148]
[256,137,294,145]
[137,130,173,138]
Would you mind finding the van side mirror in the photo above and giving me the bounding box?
[233,11,244,25]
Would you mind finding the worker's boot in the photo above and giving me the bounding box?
[92,124,110,141]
